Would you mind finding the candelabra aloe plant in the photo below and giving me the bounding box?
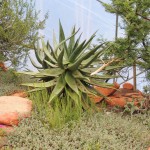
[19,22,115,105]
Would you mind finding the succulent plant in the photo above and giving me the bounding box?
[19,22,114,105]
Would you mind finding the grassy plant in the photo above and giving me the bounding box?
[29,89,91,129]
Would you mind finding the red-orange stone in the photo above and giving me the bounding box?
[123,83,133,90]
[90,82,120,103]
[11,91,28,98]
[106,95,144,107]
[0,96,32,126]
[106,97,132,107]
[0,62,7,72]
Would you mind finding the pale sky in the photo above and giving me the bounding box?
[35,0,123,41]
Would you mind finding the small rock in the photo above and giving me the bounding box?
[0,62,7,72]
[124,93,144,99]
[0,96,32,126]
[91,82,120,103]
[106,97,128,107]
[89,95,102,103]
[11,91,28,98]
[123,83,133,90]
[106,96,142,107]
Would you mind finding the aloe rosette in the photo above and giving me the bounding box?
[19,22,115,104]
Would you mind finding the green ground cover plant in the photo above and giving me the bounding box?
[5,111,150,150]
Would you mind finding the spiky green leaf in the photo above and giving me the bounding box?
[17,71,37,76]
[36,68,64,77]
[65,71,79,95]
[68,26,76,55]
[57,49,64,69]
[44,60,57,68]
[59,20,67,49]
[34,42,43,64]
[68,43,104,71]
[77,32,97,58]
[54,28,79,54]
[59,20,69,59]
[28,55,43,69]
[81,51,102,68]
[69,40,86,62]
[42,42,57,64]
[71,33,82,53]
[82,32,96,49]
[76,79,93,94]
[80,67,100,74]
[47,41,57,60]
[66,88,80,105]
[72,70,90,81]
[22,79,57,88]
[27,88,45,93]
[49,75,66,103]
[83,78,113,88]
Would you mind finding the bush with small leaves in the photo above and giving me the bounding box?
[6,111,150,150]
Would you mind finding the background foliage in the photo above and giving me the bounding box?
[98,0,150,81]
[0,0,48,68]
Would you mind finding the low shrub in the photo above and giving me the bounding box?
[6,111,150,150]
[0,70,36,96]
[0,69,20,85]
[0,83,22,96]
